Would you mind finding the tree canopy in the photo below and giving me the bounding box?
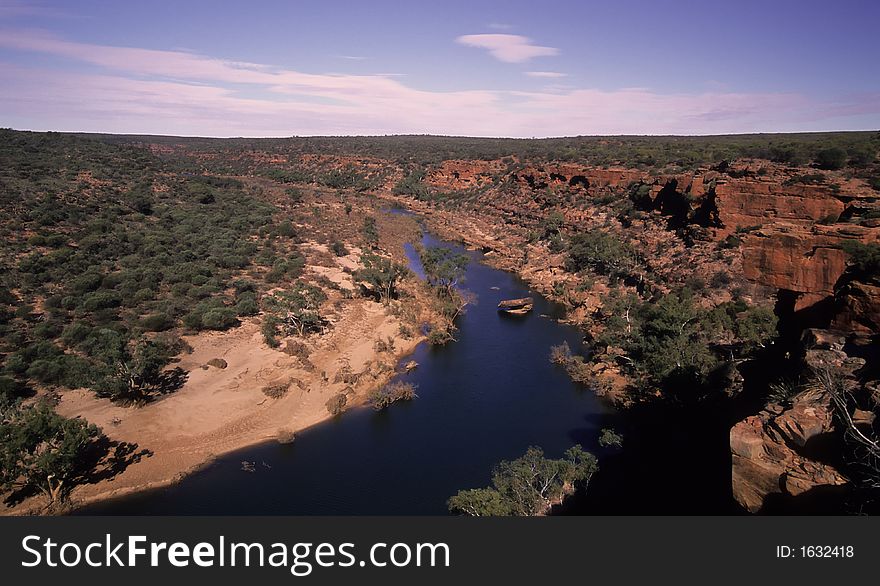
[355,253,408,303]
[448,445,598,516]
[0,400,101,504]
[419,246,468,298]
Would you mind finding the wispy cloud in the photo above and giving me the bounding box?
[487,23,513,31]
[0,0,79,20]
[0,30,874,137]
[456,34,558,63]
[525,71,568,78]
[338,55,367,61]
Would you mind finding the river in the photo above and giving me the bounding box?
[80,225,741,515]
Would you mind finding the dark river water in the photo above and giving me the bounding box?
[81,226,742,515]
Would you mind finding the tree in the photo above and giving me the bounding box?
[448,445,598,516]
[93,337,185,405]
[596,288,777,396]
[539,210,565,241]
[417,246,472,343]
[598,289,717,388]
[262,282,328,337]
[841,241,880,281]
[419,246,468,298]
[0,401,102,504]
[598,428,624,448]
[732,306,778,353]
[632,290,719,386]
[361,216,380,249]
[565,229,640,280]
[392,169,430,200]
[355,253,408,303]
[447,488,511,516]
[811,366,880,508]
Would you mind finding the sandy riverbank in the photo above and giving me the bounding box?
[9,293,423,515]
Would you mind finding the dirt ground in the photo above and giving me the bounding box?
[48,293,422,511]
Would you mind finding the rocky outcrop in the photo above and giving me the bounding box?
[740,226,861,311]
[511,164,645,191]
[706,167,879,311]
[730,342,867,513]
[731,376,840,511]
[831,279,880,339]
[426,159,504,190]
[713,179,846,232]
[742,222,878,312]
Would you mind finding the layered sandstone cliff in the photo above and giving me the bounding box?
[284,152,880,513]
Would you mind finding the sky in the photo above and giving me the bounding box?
[0,0,878,137]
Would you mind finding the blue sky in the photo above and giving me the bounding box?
[0,0,878,136]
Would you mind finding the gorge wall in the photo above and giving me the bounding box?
[240,150,880,513]
[422,157,880,513]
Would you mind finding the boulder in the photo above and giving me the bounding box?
[730,387,845,513]
[783,461,847,497]
[771,389,834,448]
[831,279,880,337]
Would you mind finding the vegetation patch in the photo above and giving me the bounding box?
[368,381,417,410]
[448,445,598,516]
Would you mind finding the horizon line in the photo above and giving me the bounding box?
[5,126,879,141]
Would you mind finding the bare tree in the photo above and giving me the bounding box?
[813,367,880,494]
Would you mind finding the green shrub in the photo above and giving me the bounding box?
[565,229,639,279]
[235,294,260,317]
[80,291,121,312]
[841,241,880,280]
[200,308,239,330]
[0,401,104,503]
[285,187,304,204]
[598,428,624,448]
[815,147,847,170]
[261,316,280,347]
[361,216,379,248]
[368,381,417,410]
[330,241,349,256]
[140,313,174,332]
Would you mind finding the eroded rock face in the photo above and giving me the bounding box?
[426,159,504,190]
[710,172,879,312]
[511,164,645,191]
[831,279,880,338]
[481,159,876,316]
[713,179,846,232]
[741,227,856,310]
[730,386,846,512]
[730,344,868,513]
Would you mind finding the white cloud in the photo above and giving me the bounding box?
[0,30,874,137]
[525,71,568,78]
[456,34,558,63]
